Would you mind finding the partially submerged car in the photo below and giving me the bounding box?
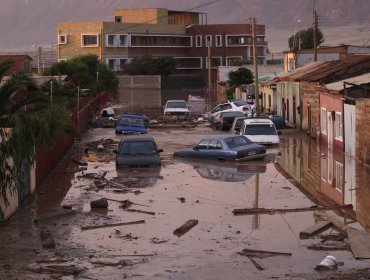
[239,118,280,145]
[114,135,163,168]
[115,114,148,134]
[173,135,266,161]
[213,111,245,131]
[230,116,247,134]
[208,100,252,123]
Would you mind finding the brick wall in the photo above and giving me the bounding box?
[356,99,370,165]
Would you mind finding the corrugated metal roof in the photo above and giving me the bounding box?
[325,72,370,91]
[276,61,330,81]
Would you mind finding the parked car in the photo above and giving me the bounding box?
[208,100,252,123]
[230,116,248,134]
[115,114,148,134]
[114,135,163,168]
[163,100,190,118]
[213,111,245,131]
[173,135,266,161]
[239,118,280,145]
[263,115,285,128]
[187,95,206,116]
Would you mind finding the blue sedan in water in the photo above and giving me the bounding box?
[173,135,266,161]
[115,114,148,134]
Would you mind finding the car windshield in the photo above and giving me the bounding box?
[120,141,156,155]
[224,136,253,148]
[118,117,145,127]
[221,112,244,117]
[245,124,277,135]
[233,101,247,107]
[167,101,187,108]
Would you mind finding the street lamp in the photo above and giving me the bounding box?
[298,20,303,50]
[186,24,212,110]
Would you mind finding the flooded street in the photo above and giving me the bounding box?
[1,124,370,279]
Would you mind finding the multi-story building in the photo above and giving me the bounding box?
[57,8,267,86]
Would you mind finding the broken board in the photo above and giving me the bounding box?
[347,228,370,259]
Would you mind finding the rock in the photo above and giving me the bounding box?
[90,198,108,209]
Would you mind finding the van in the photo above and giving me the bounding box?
[240,118,280,145]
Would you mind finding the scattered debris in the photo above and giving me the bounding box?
[151,237,169,244]
[299,221,332,239]
[64,166,88,174]
[247,256,264,271]
[177,197,186,203]
[90,198,108,209]
[173,219,198,237]
[314,211,351,235]
[307,244,350,251]
[126,209,155,215]
[26,265,81,276]
[35,210,76,223]
[94,180,107,189]
[237,248,292,258]
[73,159,88,166]
[40,230,56,249]
[315,255,338,270]
[233,205,352,215]
[81,220,145,231]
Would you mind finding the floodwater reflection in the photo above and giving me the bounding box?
[276,135,370,232]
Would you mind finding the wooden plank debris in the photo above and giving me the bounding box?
[307,244,350,251]
[64,167,87,174]
[237,248,292,258]
[314,211,351,235]
[126,209,155,215]
[247,256,264,270]
[233,205,352,215]
[347,228,370,259]
[81,220,145,231]
[173,219,198,237]
[299,221,332,239]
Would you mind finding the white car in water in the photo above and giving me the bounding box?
[208,100,253,123]
[163,100,190,118]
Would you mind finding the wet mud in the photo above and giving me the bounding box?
[0,124,370,279]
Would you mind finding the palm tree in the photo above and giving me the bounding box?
[0,58,49,127]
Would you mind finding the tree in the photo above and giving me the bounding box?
[0,59,72,219]
[288,27,324,50]
[48,54,118,93]
[123,55,175,76]
[227,67,254,88]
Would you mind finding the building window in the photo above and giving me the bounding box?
[195,35,202,47]
[335,112,343,141]
[58,35,67,45]
[321,155,327,182]
[335,161,344,192]
[206,57,222,68]
[119,35,127,47]
[22,61,30,73]
[226,56,243,66]
[119,58,130,71]
[175,57,202,69]
[226,35,250,46]
[81,34,99,47]
[206,35,212,47]
[288,58,295,71]
[216,35,222,47]
[106,34,116,47]
[320,108,327,135]
[59,59,67,62]
[115,16,122,22]
[107,58,117,71]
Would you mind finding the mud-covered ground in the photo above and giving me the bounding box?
[0,124,369,280]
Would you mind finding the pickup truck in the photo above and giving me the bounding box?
[163,100,190,118]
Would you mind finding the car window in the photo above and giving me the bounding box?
[118,117,145,127]
[224,136,253,148]
[233,101,246,107]
[120,141,156,155]
[245,124,277,135]
[209,139,223,150]
[221,104,232,110]
[196,139,209,150]
[211,105,221,113]
[166,101,187,108]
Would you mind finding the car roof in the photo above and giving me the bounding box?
[120,135,155,142]
[200,135,246,141]
[243,118,274,124]
[119,114,145,119]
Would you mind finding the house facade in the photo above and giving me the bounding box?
[0,55,32,74]
[57,8,268,89]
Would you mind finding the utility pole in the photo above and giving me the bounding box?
[313,1,318,61]
[207,37,212,110]
[252,18,260,117]
[38,46,42,75]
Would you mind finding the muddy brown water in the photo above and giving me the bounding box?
[1,124,370,280]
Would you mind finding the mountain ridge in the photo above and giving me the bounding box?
[1,0,369,52]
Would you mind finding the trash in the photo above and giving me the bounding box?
[315,255,338,270]
[40,230,56,249]
[173,219,198,237]
[90,198,108,209]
